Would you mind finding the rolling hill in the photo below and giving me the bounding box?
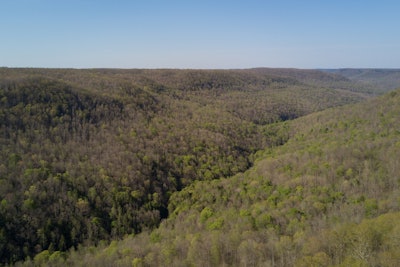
[30,86,400,267]
[322,68,400,94]
[0,68,398,265]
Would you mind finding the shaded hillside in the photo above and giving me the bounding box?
[245,68,380,95]
[0,68,368,264]
[0,68,369,125]
[323,68,400,94]
[35,88,400,266]
[248,68,350,84]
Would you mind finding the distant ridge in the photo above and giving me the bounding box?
[321,68,400,94]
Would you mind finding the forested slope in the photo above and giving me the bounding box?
[322,68,400,94]
[28,88,400,266]
[0,68,379,265]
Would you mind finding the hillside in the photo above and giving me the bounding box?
[322,68,400,94]
[25,88,400,266]
[0,68,381,265]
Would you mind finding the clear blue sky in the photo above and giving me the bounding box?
[1,0,399,69]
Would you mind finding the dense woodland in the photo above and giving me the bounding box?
[323,68,400,94]
[0,68,399,266]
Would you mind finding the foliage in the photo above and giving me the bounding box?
[324,68,400,94]
[11,75,400,265]
[1,68,398,265]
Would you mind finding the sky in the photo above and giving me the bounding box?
[1,0,399,69]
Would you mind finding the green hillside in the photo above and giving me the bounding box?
[0,68,389,265]
[25,88,400,266]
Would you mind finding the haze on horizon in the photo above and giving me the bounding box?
[1,0,399,69]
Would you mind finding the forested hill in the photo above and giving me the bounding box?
[0,68,391,265]
[322,68,400,94]
[32,87,400,267]
[1,67,390,94]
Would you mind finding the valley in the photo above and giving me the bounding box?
[1,68,399,266]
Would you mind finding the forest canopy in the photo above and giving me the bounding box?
[1,68,399,266]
